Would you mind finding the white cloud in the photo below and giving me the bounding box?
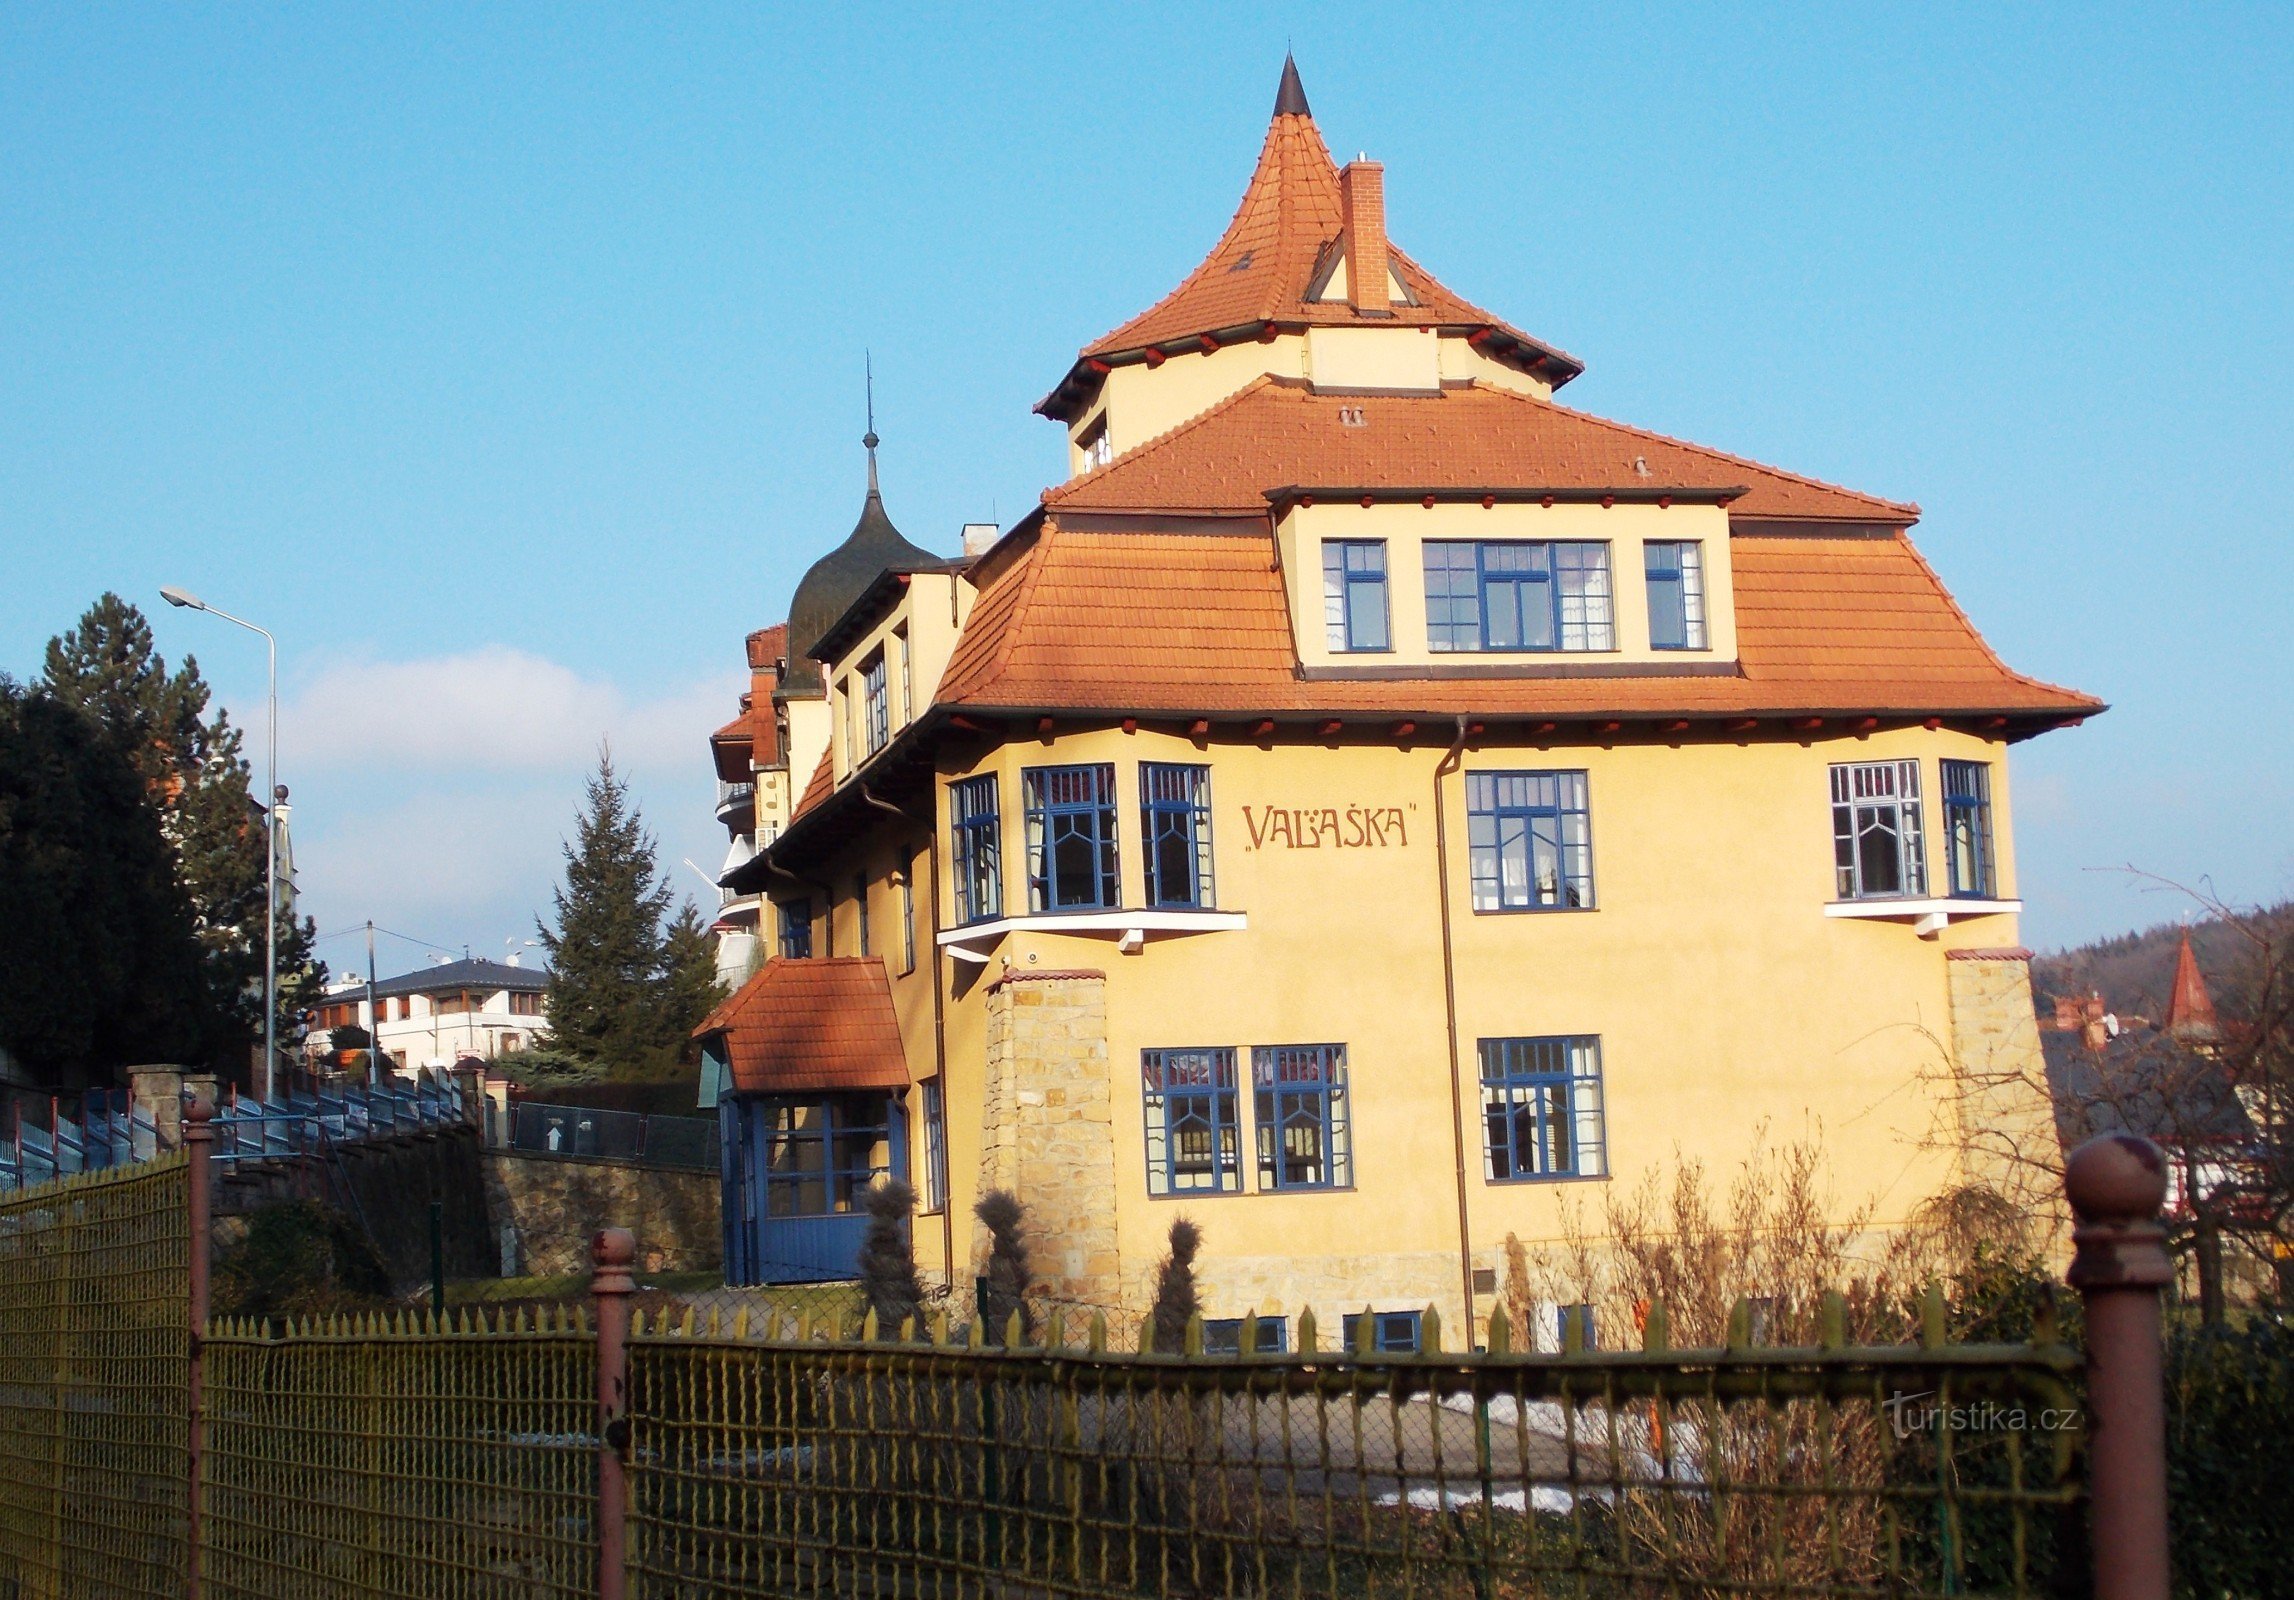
[229,648,740,957]
[282,645,732,773]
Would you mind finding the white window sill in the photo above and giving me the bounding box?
[936,909,1248,964]
[1824,897,2021,938]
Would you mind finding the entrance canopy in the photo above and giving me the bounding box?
[692,956,911,1095]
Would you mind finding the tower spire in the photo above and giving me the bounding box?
[863,351,880,498]
[1274,52,1310,118]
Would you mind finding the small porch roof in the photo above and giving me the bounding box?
[692,956,911,1095]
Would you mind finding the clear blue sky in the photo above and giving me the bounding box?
[4,3,2287,969]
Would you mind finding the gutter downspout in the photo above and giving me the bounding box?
[1433,714,1479,1341]
[864,782,954,1288]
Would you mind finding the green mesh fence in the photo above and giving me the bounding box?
[0,1157,190,1600]
[624,1304,2085,1600]
[201,1310,597,1600]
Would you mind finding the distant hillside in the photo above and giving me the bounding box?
[2031,899,2291,1022]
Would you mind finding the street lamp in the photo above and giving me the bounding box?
[162,586,280,1102]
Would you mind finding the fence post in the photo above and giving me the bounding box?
[185,1098,213,1600]
[2065,1132,2173,1600]
[592,1228,636,1600]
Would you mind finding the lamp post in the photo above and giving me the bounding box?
[161,586,279,1102]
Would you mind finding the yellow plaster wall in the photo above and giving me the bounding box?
[820,572,972,787]
[1071,332,1557,479]
[1278,499,1739,671]
[1304,325,1441,391]
[822,721,2029,1328]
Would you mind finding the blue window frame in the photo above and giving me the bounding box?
[1203,1316,1289,1354]
[1644,541,1708,650]
[759,1095,890,1218]
[1941,759,1996,899]
[900,855,917,974]
[1830,760,1927,899]
[1142,1048,1240,1196]
[1322,540,1390,652]
[1424,541,1614,653]
[862,650,889,755]
[1140,762,1214,908]
[1025,764,1119,912]
[778,897,812,960]
[1556,1303,1597,1350]
[949,775,1002,925]
[1466,771,1593,912]
[1480,1036,1607,1182]
[1342,1311,1424,1353]
[919,1077,948,1214]
[1252,1044,1351,1191]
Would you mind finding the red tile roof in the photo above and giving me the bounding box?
[693,956,910,1093]
[1041,67,1577,417]
[791,744,833,822]
[746,623,788,673]
[935,520,2098,722]
[1046,377,1916,524]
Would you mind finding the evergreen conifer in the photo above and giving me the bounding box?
[857,1178,925,1336]
[0,677,207,1077]
[1149,1216,1203,1353]
[975,1190,1034,1344]
[39,596,323,1073]
[538,747,705,1078]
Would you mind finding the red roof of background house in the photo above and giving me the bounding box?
[1046,377,1915,524]
[1041,59,1578,417]
[934,520,2099,723]
[692,956,910,1093]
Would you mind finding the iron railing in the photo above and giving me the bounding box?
[506,1103,716,1170]
[0,1128,2188,1600]
[620,1300,2084,1600]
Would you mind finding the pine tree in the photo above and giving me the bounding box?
[659,899,728,1070]
[41,595,323,1075]
[0,677,207,1079]
[538,748,677,1077]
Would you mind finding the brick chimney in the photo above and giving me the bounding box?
[2052,994,2083,1032]
[1339,159,1391,314]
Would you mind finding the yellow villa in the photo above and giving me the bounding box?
[696,58,2099,1347]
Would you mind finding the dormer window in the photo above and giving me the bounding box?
[1425,541,1614,653]
[1076,413,1112,471]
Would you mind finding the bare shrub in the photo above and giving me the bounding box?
[1147,1216,1201,1352]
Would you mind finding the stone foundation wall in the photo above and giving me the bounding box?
[976,972,1120,1308]
[1945,948,2063,1220]
[481,1151,721,1278]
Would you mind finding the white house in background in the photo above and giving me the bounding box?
[308,956,550,1072]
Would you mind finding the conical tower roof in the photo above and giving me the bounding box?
[781,430,937,697]
[2166,928,2222,1043]
[1038,55,1580,420]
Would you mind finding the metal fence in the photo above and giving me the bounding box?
[0,1155,190,1600]
[0,1093,167,1189]
[212,1074,470,1167]
[620,1303,2082,1600]
[202,1310,597,1600]
[0,1121,2187,1600]
[506,1103,715,1170]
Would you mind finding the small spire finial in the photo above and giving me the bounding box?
[1274,53,1310,118]
[863,352,880,496]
